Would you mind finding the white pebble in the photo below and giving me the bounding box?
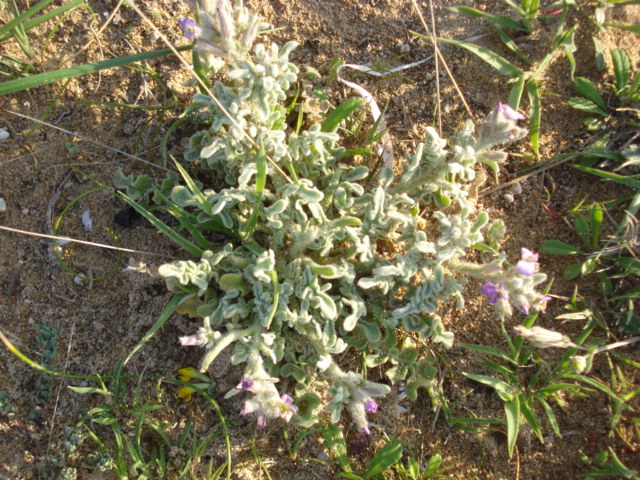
[81,210,93,230]
[0,128,9,141]
[0,198,5,212]
[22,208,29,215]
[503,193,515,203]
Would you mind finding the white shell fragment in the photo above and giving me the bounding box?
[0,197,6,212]
[81,210,93,230]
[0,128,9,141]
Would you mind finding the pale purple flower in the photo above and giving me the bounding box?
[533,296,552,313]
[233,377,297,429]
[497,102,525,121]
[365,400,378,414]
[278,394,297,423]
[178,17,197,40]
[516,248,539,277]
[257,411,267,429]
[179,333,206,346]
[480,281,506,305]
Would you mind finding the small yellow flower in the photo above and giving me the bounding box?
[178,367,199,382]
[178,385,197,402]
[178,367,211,383]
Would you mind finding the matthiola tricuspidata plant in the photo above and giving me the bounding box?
[119,0,551,434]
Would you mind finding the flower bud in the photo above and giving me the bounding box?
[513,325,575,349]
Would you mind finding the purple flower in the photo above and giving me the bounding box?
[364,400,378,414]
[480,281,506,305]
[516,248,539,277]
[497,102,525,121]
[240,378,254,390]
[178,17,197,40]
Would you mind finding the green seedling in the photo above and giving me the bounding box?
[455,305,590,458]
[568,48,640,131]
[541,202,604,280]
[392,453,451,480]
[578,447,638,479]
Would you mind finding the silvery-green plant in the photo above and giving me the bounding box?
[121,0,551,434]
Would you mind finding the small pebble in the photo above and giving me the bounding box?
[316,452,329,462]
[509,183,523,195]
[0,128,9,141]
[22,208,29,215]
[0,197,5,212]
[81,210,93,230]
[503,193,515,203]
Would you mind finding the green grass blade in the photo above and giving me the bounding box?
[447,6,529,32]
[519,396,543,443]
[604,22,640,35]
[0,0,85,42]
[117,191,204,257]
[504,397,520,458]
[124,294,184,366]
[241,141,266,240]
[526,79,541,158]
[508,76,526,110]
[562,374,630,407]
[321,97,365,132]
[459,343,519,365]
[464,373,515,401]
[437,37,523,77]
[0,45,191,95]
[172,156,213,214]
[537,397,561,437]
[0,0,58,39]
[571,164,640,190]
[493,26,532,66]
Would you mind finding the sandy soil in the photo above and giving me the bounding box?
[1,1,639,479]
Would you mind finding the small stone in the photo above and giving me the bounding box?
[0,197,5,212]
[503,193,515,203]
[0,128,9,141]
[509,183,523,195]
[22,208,29,215]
